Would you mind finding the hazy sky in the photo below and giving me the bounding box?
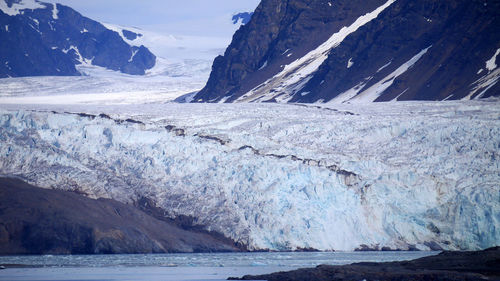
[44,0,260,36]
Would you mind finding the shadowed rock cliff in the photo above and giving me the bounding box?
[195,0,500,103]
[0,0,156,77]
[0,177,241,255]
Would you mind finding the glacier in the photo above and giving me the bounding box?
[0,100,499,251]
[0,0,259,104]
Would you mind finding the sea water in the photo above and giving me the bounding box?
[0,251,438,281]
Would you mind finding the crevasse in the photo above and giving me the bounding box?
[0,102,498,251]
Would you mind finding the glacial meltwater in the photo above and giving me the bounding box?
[0,251,438,280]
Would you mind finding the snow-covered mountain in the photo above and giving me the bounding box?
[195,0,500,103]
[0,1,261,104]
[0,0,156,77]
[1,100,498,251]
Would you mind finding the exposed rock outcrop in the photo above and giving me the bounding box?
[0,177,241,255]
[195,0,500,103]
[0,0,156,77]
[230,247,500,281]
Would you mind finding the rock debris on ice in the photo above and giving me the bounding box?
[0,101,499,251]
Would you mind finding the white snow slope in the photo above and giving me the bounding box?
[1,100,499,251]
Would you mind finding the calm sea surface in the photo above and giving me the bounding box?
[0,251,438,281]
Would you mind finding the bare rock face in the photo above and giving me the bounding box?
[195,0,500,103]
[0,0,156,77]
[0,178,241,255]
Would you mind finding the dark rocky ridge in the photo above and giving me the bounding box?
[0,177,241,255]
[296,0,500,102]
[0,0,156,77]
[195,0,500,103]
[196,0,387,102]
[230,247,500,281]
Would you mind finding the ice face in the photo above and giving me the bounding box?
[0,101,499,251]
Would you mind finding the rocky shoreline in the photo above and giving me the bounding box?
[0,177,241,255]
[229,247,500,281]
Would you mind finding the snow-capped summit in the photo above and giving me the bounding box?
[0,0,156,77]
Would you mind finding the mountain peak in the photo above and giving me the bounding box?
[195,0,500,103]
[0,0,156,77]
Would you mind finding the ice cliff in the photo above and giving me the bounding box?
[0,101,499,251]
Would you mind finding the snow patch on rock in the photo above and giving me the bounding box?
[486,48,500,72]
[466,67,500,100]
[347,58,354,68]
[351,46,431,103]
[51,3,58,20]
[236,0,398,103]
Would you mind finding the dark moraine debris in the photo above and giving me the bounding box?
[165,125,175,132]
[124,118,144,125]
[236,145,359,180]
[238,145,259,154]
[0,177,241,255]
[98,113,112,120]
[195,134,230,145]
[75,112,96,119]
[112,118,144,125]
[267,153,288,159]
[229,247,500,281]
[164,125,185,136]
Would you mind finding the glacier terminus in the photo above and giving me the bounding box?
[1,100,498,252]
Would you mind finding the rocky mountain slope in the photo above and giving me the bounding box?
[195,0,500,103]
[0,177,241,255]
[0,0,156,77]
